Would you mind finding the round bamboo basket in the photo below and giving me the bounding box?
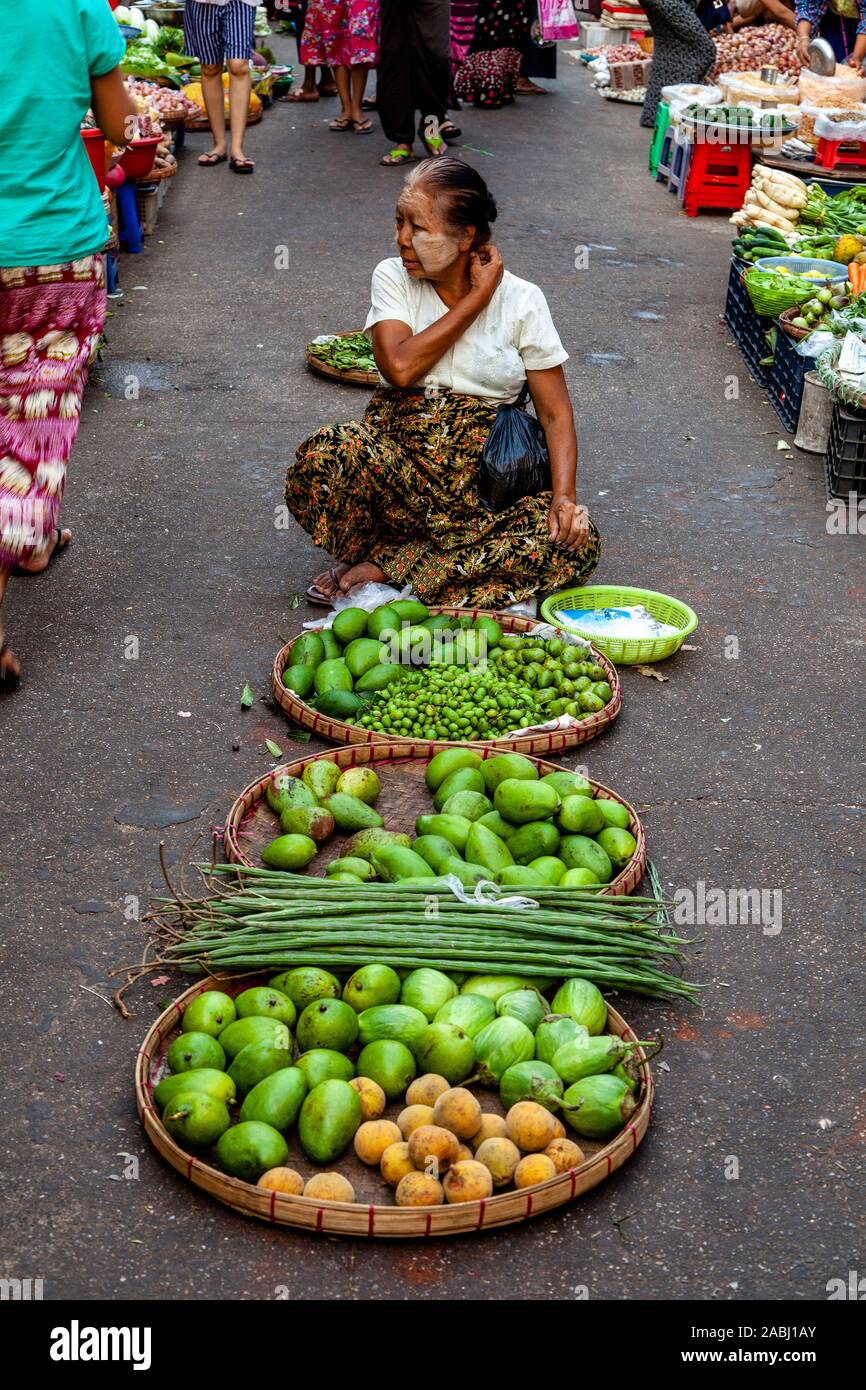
[222,741,647,894]
[305,329,379,386]
[135,975,653,1238]
[272,607,621,756]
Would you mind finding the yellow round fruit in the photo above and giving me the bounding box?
[303,1172,355,1203]
[349,1075,386,1120]
[256,1167,304,1195]
[397,1103,435,1139]
[405,1073,451,1107]
[395,1171,445,1207]
[545,1137,585,1173]
[432,1087,482,1140]
[474,1136,521,1188]
[506,1101,557,1153]
[469,1113,508,1150]
[380,1141,415,1188]
[407,1124,460,1175]
[353,1119,403,1165]
[443,1159,494,1204]
[551,1115,566,1140]
[454,1142,474,1162]
[514,1153,557,1189]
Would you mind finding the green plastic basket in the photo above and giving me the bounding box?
[540,585,698,664]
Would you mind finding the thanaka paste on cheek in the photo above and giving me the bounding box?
[411,229,461,273]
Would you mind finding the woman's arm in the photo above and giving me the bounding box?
[759,0,797,28]
[90,67,138,148]
[852,2,866,69]
[526,366,589,553]
[371,247,504,388]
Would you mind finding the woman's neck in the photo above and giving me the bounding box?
[427,254,473,307]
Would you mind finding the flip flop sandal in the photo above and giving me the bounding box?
[0,643,21,688]
[361,97,378,110]
[380,148,416,166]
[440,122,462,142]
[351,119,374,133]
[12,526,69,578]
[305,564,350,605]
[229,158,255,174]
[198,152,227,166]
[329,116,354,131]
[422,133,446,157]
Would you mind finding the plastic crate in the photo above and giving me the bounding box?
[767,326,809,433]
[579,20,632,47]
[723,257,773,386]
[135,182,159,236]
[825,400,866,498]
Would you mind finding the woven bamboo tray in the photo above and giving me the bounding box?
[223,740,647,894]
[272,607,622,756]
[305,329,379,387]
[135,974,653,1238]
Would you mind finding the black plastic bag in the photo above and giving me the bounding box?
[476,383,551,513]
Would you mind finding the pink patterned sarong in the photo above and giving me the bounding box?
[0,255,105,569]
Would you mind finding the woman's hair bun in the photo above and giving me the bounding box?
[485,192,498,225]
[405,156,498,245]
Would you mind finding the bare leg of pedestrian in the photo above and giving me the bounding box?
[350,66,372,128]
[331,64,354,128]
[228,58,254,171]
[199,61,228,163]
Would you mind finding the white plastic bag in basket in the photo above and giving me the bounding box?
[302,582,414,630]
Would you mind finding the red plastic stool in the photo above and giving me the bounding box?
[816,136,866,171]
[683,138,752,217]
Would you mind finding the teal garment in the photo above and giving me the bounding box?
[0,0,126,267]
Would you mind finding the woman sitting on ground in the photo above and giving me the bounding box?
[286,157,600,610]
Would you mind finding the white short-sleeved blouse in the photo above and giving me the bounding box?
[364,257,568,403]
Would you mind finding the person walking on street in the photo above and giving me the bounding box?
[378,0,456,166]
[300,0,379,132]
[184,0,258,172]
[639,0,717,128]
[1,0,136,686]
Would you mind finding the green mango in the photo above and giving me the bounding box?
[302,760,342,801]
[550,979,607,1035]
[354,662,405,692]
[216,1121,288,1182]
[163,1092,230,1148]
[495,865,545,887]
[434,992,496,1037]
[559,866,600,888]
[357,1003,428,1051]
[414,813,472,852]
[528,855,566,885]
[400,968,457,1021]
[355,1040,416,1099]
[261,833,318,871]
[390,599,430,624]
[507,821,561,864]
[270,967,341,1011]
[343,964,402,1012]
[366,603,401,640]
[559,835,613,883]
[228,1041,294,1097]
[596,826,638,869]
[296,998,359,1053]
[441,790,493,822]
[342,827,412,862]
[480,753,539,793]
[323,793,383,833]
[265,773,316,817]
[344,637,387,679]
[372,845,436,882]
[414,1023,475,1084]
[335,767,380,803]
[219,1017,291,1061]
[299,1078,363,1163]
[412,834,461,874]
[436,857,488,887]
[314,658,353,696]
[292,632,324,668]
[279,804,336,844]
[476,810,516,841]
[153,1068,236,1111]
[235,987,297,1028]
[281,663,315,698]
[472,614,502,648]
[595,796,631,830]
[422,614,455,632]
[312,689,364,719]
[239,1066,307,1131]
[167,1032,226,1075]
[432,766,486,811]
[325,855,375,881]
[181,990,236,1037]
[319,628,341,660]
[424,747,483,792]
[561,1074,636,1140]
[539,770,581,797]
[331,606,369,645]
[494,778,560,825]
[558,794,604,836]
[465,823,514,873]
[295,1049,354,1088]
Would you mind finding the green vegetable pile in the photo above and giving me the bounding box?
[282,598,613,739]
[121,41,173,80]
[307,331,377,374]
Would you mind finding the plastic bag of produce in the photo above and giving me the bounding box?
[476,386,551,513]
[799,68,866,108]
[814,107,866,142]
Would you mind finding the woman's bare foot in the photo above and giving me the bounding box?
[16,527,71,574]
[337,561,386,591]
[310,562,350,599]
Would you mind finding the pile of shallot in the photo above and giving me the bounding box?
[710,24,805,81]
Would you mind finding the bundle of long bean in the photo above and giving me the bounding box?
[153,866,697,1002]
